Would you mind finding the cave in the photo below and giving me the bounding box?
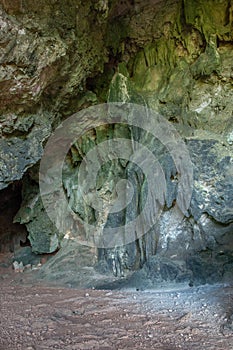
[0,181,27,254]
[0,0,232,289]
[0,0,233,348]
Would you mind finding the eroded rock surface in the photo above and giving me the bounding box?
[0,0,232,288]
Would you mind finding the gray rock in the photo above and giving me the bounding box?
[188,136,233,224]
[1,0,233,288]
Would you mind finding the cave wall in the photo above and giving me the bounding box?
[0,0,232,287]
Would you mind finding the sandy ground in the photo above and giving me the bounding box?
[0,264,233,350]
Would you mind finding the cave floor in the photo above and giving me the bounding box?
[0,266,233,350]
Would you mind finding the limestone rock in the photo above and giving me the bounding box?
[0,0,233,287]
[188,134,233,224]
[0,0,109,188]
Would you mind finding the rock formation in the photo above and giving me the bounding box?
[0,0,232,288]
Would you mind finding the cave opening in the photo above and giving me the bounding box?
[0,180,59,272]
[0,181,28,256]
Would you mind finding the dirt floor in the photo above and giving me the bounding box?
[0,261,233,350]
